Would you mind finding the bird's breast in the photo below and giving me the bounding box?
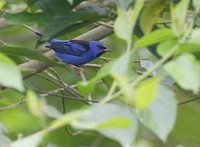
[55,51,95,66]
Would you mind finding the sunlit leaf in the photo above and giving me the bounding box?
[140,0,169,33]
[111,53,135,101]
[0,53,24,91]
[9,132,44,147]
[171,0,190,37]
[135,77,160,109]
[176,43,200,55]
[136,85,177,141]
[134,28,175,49]
[72,104,138,147]
[97,116,132,129]
[0,0,5,9]
[114,0,143,42]
[157,40,177,57]
[26,90,45,118]
[164,54,200,93]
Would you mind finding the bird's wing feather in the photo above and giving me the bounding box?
[51,40,90,56]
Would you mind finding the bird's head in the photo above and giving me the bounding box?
[89,41,111,57]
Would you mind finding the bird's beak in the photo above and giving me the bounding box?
[102,48,111,52]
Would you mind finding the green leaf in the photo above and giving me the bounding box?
[171,0,190,37]
[0,45,66,69]
[111,53,133,77]
[157,40,200,57]
[49,110,86,131]
[37,0,71,15]
[97,116,132,129]
[137,85,177,141]
[4,12,52,25]
[72,104,138,147]
[27,90,45,118]
[157,40,177,57]
[114,0,143,42]
[0,0,5,9]
[164,54,200,93]
[140,0,169,33]
[9,132,44,147]
[135,77,160,110]
[42,12,100,40]
[0,53,24,91]
[134,28,175,49]
[176,43,200,55]
[9,109,85,147]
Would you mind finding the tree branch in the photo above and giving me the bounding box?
[0,99,27,111]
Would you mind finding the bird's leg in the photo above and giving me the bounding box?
[70,65,83,75]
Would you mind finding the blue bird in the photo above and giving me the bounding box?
[47,39,110,66]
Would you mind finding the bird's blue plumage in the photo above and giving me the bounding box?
[48,39,109,66]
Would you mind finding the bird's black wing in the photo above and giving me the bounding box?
[51,40,90,56]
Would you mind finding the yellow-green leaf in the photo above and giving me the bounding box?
[140,0,169,33]
[135,77,160,109]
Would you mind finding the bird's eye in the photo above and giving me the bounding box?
[97,45,104,49]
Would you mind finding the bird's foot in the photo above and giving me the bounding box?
[70,65,83,75]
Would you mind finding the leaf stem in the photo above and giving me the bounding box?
[101,82,117,103]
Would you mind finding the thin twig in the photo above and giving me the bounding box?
[36,89,98,104]
[38,88,64,96]
[0,99,27,111]
[79,69,93,104]
[97,21,114,28]
[34,73,83,98]
[0,40,7,45]
[35,73,61,87]
[47,68,66,113]
[22,24,42,37]
[84,64,101,68]
[178,96,200,105]
[99,57,114,62]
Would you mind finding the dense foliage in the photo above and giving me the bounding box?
[0,0,200,146]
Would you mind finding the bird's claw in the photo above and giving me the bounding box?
[70,65,84,75]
